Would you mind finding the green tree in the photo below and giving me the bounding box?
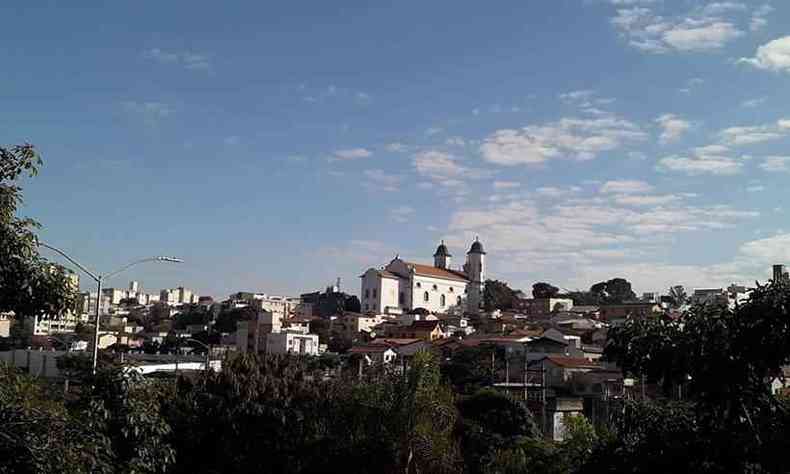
[668,284,687,309]
[532,282,560,299]
[84,368,176,474]
[590,278,636,304]
[458,388,540,473]
[484,280,516,312]
[603,279,790,472]
[0,363,111,473]
[0,145,78,323]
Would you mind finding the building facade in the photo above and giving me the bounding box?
[360,239,486,315]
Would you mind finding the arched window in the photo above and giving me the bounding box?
[399,292,404,304]
[457,296,462,305]
[479,263,483,273]
[372,289,377,298]
[440,294,446,307]
[364,289,370,299]
[423,291,429,303]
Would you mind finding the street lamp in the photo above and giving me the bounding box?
[38,242,182,374]
[183,338,212,373]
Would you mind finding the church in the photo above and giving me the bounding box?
[360,238,486,315]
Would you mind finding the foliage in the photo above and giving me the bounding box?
[0,144,78,321]
[484,279,516,312]
[441,346,498,394]
[667,284,688,309]
[559,415,597,473]
[589,277,636,304]
[0,363,110,474]
[604,280,790,472]
[213,305,256,333]
[84,368,176,474]
[532,282,560,299]
[458,388,540,473]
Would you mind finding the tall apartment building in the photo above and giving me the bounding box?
[773,264,789,282]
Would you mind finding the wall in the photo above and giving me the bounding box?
[411,274,466,314]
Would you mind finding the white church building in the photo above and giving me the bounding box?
[360,239,486,315]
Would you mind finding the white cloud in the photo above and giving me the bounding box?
[746,184,765,192]
[610,5,746,53]
[364,169,402,192]
[143,48,211,70]
[741,98,766,108]
[613,194,683,206]
[493,181,521,190]
[535,186,582,198]
[600,180,653,194]
[740,233,790,262]
[412,150,491,188]
[656,114,691,144]
[330,148,372,161]
[657,145,743,175]
[445,136,466,147]
[719,119,790,146]
[121,101,171,125]
[740,36,790,73]
[480,116,646,165]
[385,143,408,153]
[425,127,443,136]
[750,5,774,32]
[760,156,790,173]
[390,206,415,223]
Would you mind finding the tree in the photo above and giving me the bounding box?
[667,285,687,309]
[484,280,516,312]
[532,282,560,299]
[589,278,636,304]
[457,388,540,473]
[0,145,78,322]
[0,363,111,473]
[603,279,790,472]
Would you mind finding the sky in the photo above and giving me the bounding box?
[4,0,790,298]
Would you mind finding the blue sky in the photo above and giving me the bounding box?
[4,1,790,298]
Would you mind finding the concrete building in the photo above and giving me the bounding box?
[360,239,486,315]
[265,331,319,356]
[773,264,789,283]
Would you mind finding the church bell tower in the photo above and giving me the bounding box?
[465,237,485,314]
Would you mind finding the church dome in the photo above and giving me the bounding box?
[468,238,486,255]
[433,241,451,257]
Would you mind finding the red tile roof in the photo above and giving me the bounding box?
[404,262,469,282]
[349,345,393,354]
[539,356,599,369]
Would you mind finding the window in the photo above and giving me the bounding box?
[457,296,462,305]
[423,291,429,303]
[449,287,454,293]
[364,289,370,299]
[416,282,422,288]
[432,284,438,291]
[372,289,377,298]
[399,292,404,305]
[440,294,446,307]
[364,304,369,311]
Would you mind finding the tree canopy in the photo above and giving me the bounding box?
[484,279,516,312]
[0,144,78,320]
[532,282,560,299]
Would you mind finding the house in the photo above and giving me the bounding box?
[349,345,398,368]
[532,355,600,387]
[386,320,445,341]
[266,331,319,356]
[598,302,662,322]
[515,298,574,315]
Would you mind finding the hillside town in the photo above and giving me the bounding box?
[3,237,788,441]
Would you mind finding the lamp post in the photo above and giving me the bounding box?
[38,242,182,374]
[183,338,212,373]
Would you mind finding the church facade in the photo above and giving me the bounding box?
[360,239,486,315]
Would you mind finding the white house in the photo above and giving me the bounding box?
[265,331,319,356]
[360,239,486,315]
